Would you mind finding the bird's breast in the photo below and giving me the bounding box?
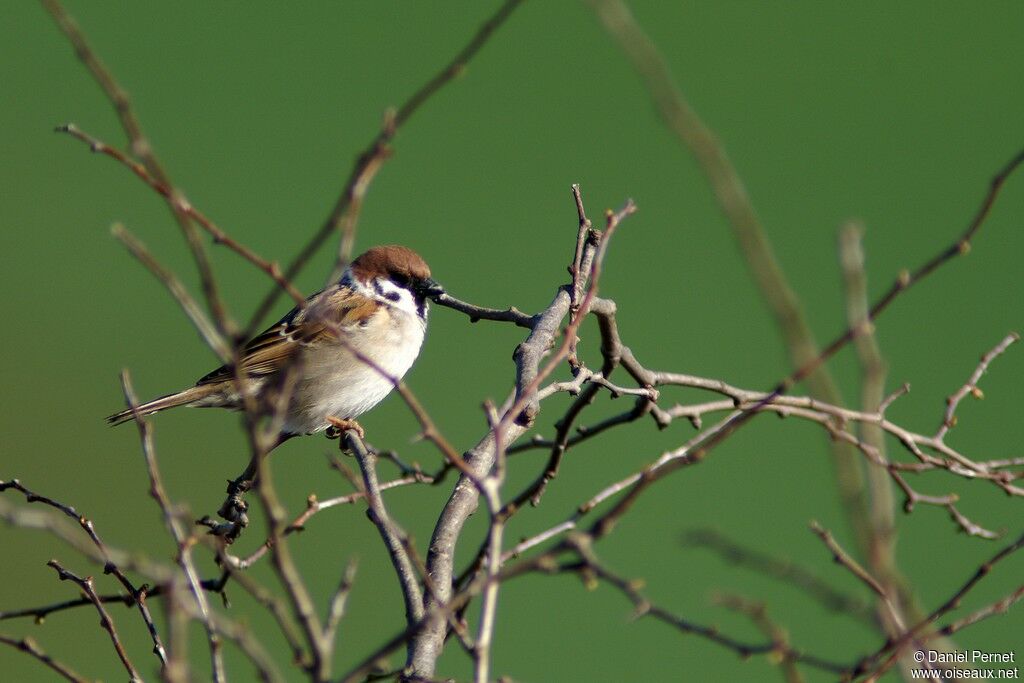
[285,308,426,434]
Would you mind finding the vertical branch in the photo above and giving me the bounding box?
[164,582,190,683]
[252,446,329,681]
[472,478,505,683]
[344,431,425,628]
[475,199,631,682]
[121,372,227,682]
[410,193,635,680]
[838,224,902,624]
[410,291,570,677]
[567,183,596,367]
[323,559,359,649]
[588,0,873,554]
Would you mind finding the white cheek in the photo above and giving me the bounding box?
[375,278,422,318]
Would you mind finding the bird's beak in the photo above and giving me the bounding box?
[418,278,446,299]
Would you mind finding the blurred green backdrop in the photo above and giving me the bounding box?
[2,2,1022,681]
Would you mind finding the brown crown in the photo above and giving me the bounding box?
[350,245,432,284]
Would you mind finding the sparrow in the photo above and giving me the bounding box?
[107,245,443,442]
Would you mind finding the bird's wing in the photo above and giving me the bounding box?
[196,286,379,385]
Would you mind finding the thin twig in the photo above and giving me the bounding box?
[0,478,169,666]
[432,293,536,328]
[323,559,359,648]
[229,474,432,571]
[850,530,1024,680]
[249,0,524,333]
[808,522,904,632]
[588,0,874,556]
[935,584,1024,638]
[58,123,306,306]
[937,331,1020,440]
[112,224,232,362]
[47,560,141,682]
[42,0,237,341]
[121,371,227,681]
[682,528,875,626]
[344,431,424,627]
[713,594,805,683]
[0,633,90,683]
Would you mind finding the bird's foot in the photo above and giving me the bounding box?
[325,417,365,441]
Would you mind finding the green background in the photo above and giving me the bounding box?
[2,2,1022,681]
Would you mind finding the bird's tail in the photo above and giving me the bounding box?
[106,385,221,426]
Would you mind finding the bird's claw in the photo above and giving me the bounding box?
[325,417,365,441]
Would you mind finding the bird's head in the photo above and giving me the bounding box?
[348,245,444,318]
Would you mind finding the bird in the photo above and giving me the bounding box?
[107,245,443,444]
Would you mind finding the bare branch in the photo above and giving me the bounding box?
[342,430,424,627]
[850,530,1024,680]
[112,224,232,363]
[937,331,1020,440]
[0,633,90,683]
[252,450,328,680]
[58,123,306,306]
[808,522,904,631]
[0,478,169,666]
[42,0,237,340]
[47,560,141,682]
[248,0,524,332]
[682,528,875,626]
[228,473,433,571]
[588,0,874,555]
[121,371,226,681]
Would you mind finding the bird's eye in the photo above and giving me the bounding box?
[384,291,401,302]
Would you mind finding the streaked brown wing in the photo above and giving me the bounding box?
[195,286,377,386]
